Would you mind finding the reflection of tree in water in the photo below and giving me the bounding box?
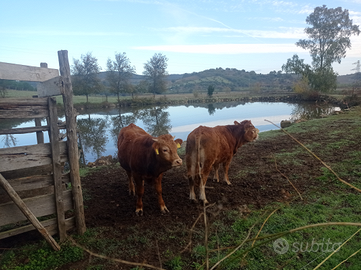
[141,106,171,137]
[0,118,35,147]
[207,103,216,115]
[1,134,17,148]
[109,107,139,150]
[290,102,337,121]
[77,116,108,161]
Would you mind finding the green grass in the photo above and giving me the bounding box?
[273,149,305,166]
[0,240,83,270]
[4,90,38,98]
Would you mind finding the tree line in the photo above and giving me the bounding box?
[71,52,169,102]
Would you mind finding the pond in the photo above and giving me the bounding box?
[0,101,340,164]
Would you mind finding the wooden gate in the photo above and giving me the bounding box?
[0,51,86,250]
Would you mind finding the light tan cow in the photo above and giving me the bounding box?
[185,120,259,204]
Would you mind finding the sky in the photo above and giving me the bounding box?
[1,0,360,76]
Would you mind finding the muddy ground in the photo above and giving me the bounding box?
[2,110,360,269]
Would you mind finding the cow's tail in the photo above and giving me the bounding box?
[196,134,202,182]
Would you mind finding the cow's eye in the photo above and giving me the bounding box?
[163,148,168,153]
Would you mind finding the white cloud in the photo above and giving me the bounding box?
[133,43,304,54]
[160,26,305,39]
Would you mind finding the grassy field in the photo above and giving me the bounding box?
[3,89,347,107]
[1,106,361,269]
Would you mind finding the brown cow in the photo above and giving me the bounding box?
[117,123,183,215]
[185,120,259,204]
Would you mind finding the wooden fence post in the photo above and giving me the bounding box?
[48,97,67,241]
[57,50,86,235]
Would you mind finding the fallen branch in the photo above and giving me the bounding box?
[273,155,303,200]
[68,236,165,270]
[252,208,280,248]
[314,227,361,270]
[210,221,257,270]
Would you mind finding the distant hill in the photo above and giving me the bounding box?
[95,68,359,94]
[336,73,358,86]
[99,68,299,93]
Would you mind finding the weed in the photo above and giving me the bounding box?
[164,255,184,270]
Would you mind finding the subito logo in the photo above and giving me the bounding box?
[273,238,289,254]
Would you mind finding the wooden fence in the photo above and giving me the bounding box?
[0,51,86,250]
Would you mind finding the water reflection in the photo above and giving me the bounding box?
[290,103,339,121]
[109,107,138,151]
[77,116,108,160]
[1,134,17,148]
[207,104,216,115]
[141,106,171,137]
[0,101,340,163]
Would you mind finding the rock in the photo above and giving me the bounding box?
[87,155,114,167]
[280,120,292,128]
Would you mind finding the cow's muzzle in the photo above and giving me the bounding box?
[172,158,182,167]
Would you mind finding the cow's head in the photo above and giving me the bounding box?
[235,120,259,142]
[152,134,183,167]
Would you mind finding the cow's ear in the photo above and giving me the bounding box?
[152,139,160,155]
[175,138,183,148]
[234,121,240,125]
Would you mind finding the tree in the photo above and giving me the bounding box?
[297,5,360,70]
[143,53,169,97]
[106,52,135,102]
[0,80,7,98]
[71,52,102,102]
[282,5,360,93]
[207,85,215,97]
[352,60,361,94]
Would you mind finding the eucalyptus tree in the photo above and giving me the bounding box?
[106,52,135,102]
[143,53,169,97]
[71,52,102,102]
[282,5,360,92]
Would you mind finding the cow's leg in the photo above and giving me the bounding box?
[154,174,168,214]
[134,175,144,216]
[126,170,135,195]
[188,175,197,201]
[186,154,198,202]
[223,159,232,185]
[199,167,211,204]
[212,164,220,182]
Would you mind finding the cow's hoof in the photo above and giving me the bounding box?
[190,199,198,204]
[135,209,143,216]
[161,206,169,214]
[202,199,209,205]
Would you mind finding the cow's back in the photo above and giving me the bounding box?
[117,123,152,172]
[186,126,230,180]
[186,125,233,167]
